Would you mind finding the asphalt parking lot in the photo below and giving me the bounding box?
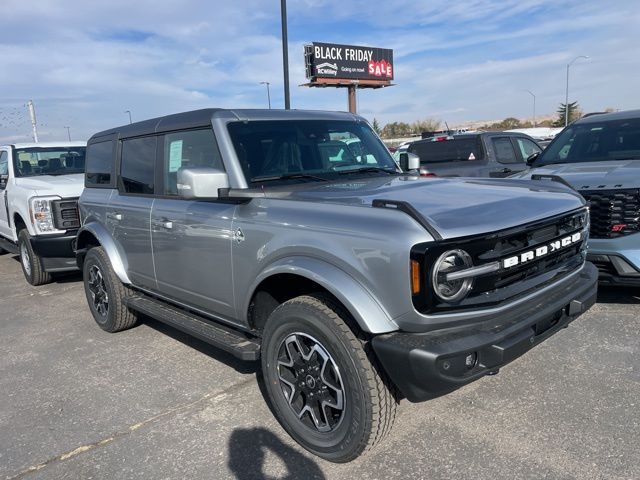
[0,253,638,480]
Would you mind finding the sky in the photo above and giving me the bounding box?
[0,0,638,142]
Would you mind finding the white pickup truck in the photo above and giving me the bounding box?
[0,142,86,285]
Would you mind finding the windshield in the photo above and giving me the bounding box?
[227,120,398,184]
[12,147,86,177]
[537,117,640,166]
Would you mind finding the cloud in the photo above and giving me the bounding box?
[0,0,638,142]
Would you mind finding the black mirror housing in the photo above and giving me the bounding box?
[526,152,540,167]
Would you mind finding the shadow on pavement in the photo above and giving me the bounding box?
[228,427,325,480]
[141,316,258,374]
[596,285,640,304]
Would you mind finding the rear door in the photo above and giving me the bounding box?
[108,136,157,290]
[151,128,237,320]
[489,136,526,177]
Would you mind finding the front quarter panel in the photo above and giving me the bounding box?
[233,198,433,333]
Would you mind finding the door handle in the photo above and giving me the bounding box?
[107,212,122,221]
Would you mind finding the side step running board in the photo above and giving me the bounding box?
[124,295,260,361]
[0,237,19,255]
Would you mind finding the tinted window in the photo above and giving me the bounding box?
[515,137,541,159]
[227,120,396,183]
[408,137,482,163]
[162,129,223,195]
[0,151,7,176]
[120,136,156,194]
[86,142,113,186]
[538,117,640,165]
[492,137,518,164]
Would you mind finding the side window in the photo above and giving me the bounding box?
[120,136,156,195]
[492,137,519,164]
[162,129,223,195]
[516,138,541,159]
[0,151,8,176]
[0,151,8,190]
[86,141,114,186]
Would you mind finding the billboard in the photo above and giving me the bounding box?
[305,42,394,81]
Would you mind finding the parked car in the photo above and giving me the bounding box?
[407,131,542,177]
[0,142,86,285]
[76,109,596,462]
[512,109,640,286]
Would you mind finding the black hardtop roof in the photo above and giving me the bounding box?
[574,108,640,124]
[88,108,362,143]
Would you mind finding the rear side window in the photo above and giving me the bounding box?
[409,137,482,163]
[120,136,156,194]
[492,137,519,164]
[86,141,114,187]
[162,129,223,195]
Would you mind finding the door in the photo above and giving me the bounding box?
[108,136,157,290]
[151,129,237,319]
[0,150,10,238]
[489,136,523,177]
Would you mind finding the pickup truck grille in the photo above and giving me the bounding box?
[52,199,80,230]
[412,208,589,313]
[579,189,640,239]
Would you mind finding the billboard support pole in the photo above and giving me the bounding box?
[348,85,357,113]
[280,0,291,109]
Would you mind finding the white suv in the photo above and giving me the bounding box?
[0,142,86,285]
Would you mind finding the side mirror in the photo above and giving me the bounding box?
[526,152,540,167]
[177,168,229,199]
[399,152,420,172]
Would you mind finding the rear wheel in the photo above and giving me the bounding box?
[261,294,398,463]
[18,229,52,286]
[83,246,139,332]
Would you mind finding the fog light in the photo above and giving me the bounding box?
[464,352,477,369]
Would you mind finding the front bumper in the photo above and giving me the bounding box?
[30,233,78,272]
[372,262,598,402]
[587,234,640,286]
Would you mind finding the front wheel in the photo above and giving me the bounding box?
[83,246,139,332]
[261,295,398,463]
[18,229,52,286]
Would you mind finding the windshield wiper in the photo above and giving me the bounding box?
[337,167,398,175]
[251,173,329,183]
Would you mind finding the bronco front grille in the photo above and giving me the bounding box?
[411,208,589,313]
[52,198,80,230]
[579,189,640,238]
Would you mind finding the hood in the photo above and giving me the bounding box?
[15,174,84,198]
[514,160,640,191]
[265,175,585,239]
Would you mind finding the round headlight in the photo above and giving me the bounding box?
[431,249,473,303]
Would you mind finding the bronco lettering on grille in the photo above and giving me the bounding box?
[502,232,582,269]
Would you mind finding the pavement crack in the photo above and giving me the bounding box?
[6,376,256,479]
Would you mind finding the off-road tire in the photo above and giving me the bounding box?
[18,229,52,286]
[261,294,398,463]
[83,246,138,332]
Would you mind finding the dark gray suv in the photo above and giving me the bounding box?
[76,108,597,462]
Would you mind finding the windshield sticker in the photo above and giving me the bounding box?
[169,140,183,172]
[468,153,476,160]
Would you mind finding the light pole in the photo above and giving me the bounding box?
[260,82,272,109]
[64,126,71,141]
[525,90,536,127]
[565,55,589,126]
[124,110,132,124]
[280,0,290,109]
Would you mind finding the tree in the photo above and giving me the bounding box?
[372,118,382,135]
[412,119,441,135]
[554,102,582,127]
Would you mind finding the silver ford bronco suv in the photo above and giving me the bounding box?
[76,109,598,462]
